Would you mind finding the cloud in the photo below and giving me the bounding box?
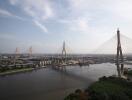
[58,17,91,34]
[8,0,54,21]
[9,0,18,5]
[71,0,132,22]
[3,0,132,53]
[0,8,13,16]
[69,0,89,10]
[33,20,48,33]
[0,8,48,33]
[66,0,132,34]
[8,0,54,33]
[111,0,132,21]
[0,8,24,20]
[68,18,90,33]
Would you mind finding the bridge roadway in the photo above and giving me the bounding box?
[28,55,116,69]
[120,62,132,65]
[1,54,132,69]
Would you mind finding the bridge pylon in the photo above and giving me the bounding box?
[14,47,19,64]
[62,41,67,60]
[29,46,32,57]
[116,29,124,77]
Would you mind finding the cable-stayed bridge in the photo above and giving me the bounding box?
[93,33,132,54]
[11,29,132,77]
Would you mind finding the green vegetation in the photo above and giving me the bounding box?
[0,68,34,76]
[64,76,132,100]
[127,70,132,75]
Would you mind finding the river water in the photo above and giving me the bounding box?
[0,63,130,100]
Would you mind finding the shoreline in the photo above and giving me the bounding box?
[64,76,132,100]
[0,68,35,76]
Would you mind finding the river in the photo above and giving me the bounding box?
[0,63,130,100]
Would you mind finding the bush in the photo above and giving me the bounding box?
[88,76,132,100]
[64,76,132,100]
[127,70,132,75]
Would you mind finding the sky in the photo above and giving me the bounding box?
[0,0,132,54]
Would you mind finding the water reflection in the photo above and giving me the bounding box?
[0,63,129,100]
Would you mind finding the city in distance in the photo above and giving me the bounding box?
[0,0,132,100]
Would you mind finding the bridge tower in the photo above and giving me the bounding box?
[62,41,66,59]
[15,47,19,54]
[14,47,19,64]
[15,47,19,58]
[29,46,32,57]
[116,29,124,77]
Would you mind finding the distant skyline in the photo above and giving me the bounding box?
[0,0,132,54]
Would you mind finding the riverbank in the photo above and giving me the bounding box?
[0,68,35,76]
[64,76,132,100]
